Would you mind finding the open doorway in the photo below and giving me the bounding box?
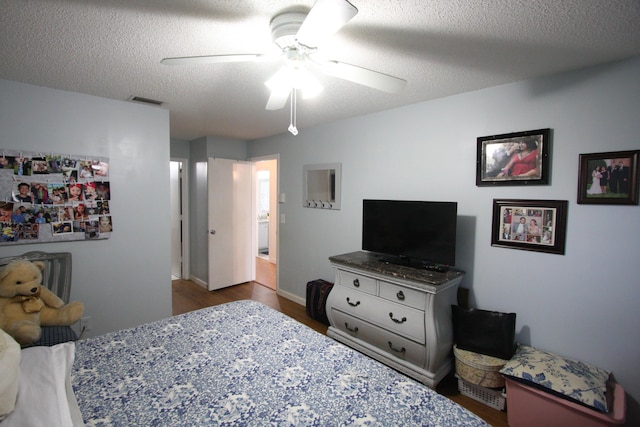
[254,157,278,290]
[170,156,274,290]
[170,158,189,281]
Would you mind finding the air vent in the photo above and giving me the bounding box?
[128,96,164,106]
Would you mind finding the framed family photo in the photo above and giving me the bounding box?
[577,150,639,205]
[476,128,551,186]
[491,199,568,255]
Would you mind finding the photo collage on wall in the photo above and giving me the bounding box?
[499,206,555,245]
[0,149,112,245]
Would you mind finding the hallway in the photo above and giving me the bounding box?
[255,255,276,290]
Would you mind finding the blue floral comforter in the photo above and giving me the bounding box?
[72,300,487,426]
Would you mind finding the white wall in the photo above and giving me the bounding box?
[248,56,640,422]
[0,79,172,337]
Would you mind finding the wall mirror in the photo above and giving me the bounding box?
[303,163,341,210]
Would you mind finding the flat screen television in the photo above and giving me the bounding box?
[362,199,457,268]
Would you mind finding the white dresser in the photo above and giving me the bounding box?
[326,251,464,388]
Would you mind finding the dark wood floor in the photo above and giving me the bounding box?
[171,278,508,427]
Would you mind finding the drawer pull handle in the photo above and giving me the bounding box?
[388,341,406,354]
[353,278,360,287]
[345,323,359,333]
[389,313,407,324]
[396,291,405,300]
[347,297,361,307]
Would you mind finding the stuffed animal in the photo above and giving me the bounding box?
[0,259,84,345]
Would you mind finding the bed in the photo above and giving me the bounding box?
[3,300,489,426]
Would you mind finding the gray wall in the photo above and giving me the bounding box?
[170,138,190,158]
[248,57,640,422]
[0,79,172,338]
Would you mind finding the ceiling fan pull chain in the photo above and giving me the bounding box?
[288,88,299,135]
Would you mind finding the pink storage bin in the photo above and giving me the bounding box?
[505,377,626,427]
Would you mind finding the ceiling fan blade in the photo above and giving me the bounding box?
[161,53,274,66]
[319,60,407,94]
[265,87,291,110]
[296,0,358,48]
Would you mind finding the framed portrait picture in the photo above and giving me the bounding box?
[491,199,568,255]
[476,128,551,186]
[577,150,639,205]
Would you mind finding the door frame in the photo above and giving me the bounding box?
[249,154,279,290]
[170,157,190,280]
[207,158,255,290]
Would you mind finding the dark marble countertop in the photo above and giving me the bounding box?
[329,251,464,286]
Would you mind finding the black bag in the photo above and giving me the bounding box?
[452,305,516,360]
[306,279,334,326]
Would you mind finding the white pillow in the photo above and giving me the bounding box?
[2,342,84,426]
[0,329,21,420]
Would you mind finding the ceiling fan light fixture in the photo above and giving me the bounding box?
[298,71,323,99]
[264,67,289,92]
[265,64,323,99]
[270,12,306,49]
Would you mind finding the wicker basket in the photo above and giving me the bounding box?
[457,375,506,411]
[453,345,508,388]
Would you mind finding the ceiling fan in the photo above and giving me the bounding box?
[161,0,407,117]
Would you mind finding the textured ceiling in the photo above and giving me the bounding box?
[1,0,639,141]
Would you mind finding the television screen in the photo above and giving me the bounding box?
[362,199,457,267]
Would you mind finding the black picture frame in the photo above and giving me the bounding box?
[491,199,568,255]
[476,128,551,186]
[577,150,639,205]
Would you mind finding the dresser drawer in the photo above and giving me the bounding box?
[331,309,425,367]
[336,269,377,295]
[330,286,425,344]
[371,299,425,344]
[379,281,427,310]
[329,285,379,321]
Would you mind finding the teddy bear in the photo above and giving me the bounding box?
[0,259,84,345]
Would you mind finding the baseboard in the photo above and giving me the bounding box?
[189,275,207,289]
[276,288,305,306]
